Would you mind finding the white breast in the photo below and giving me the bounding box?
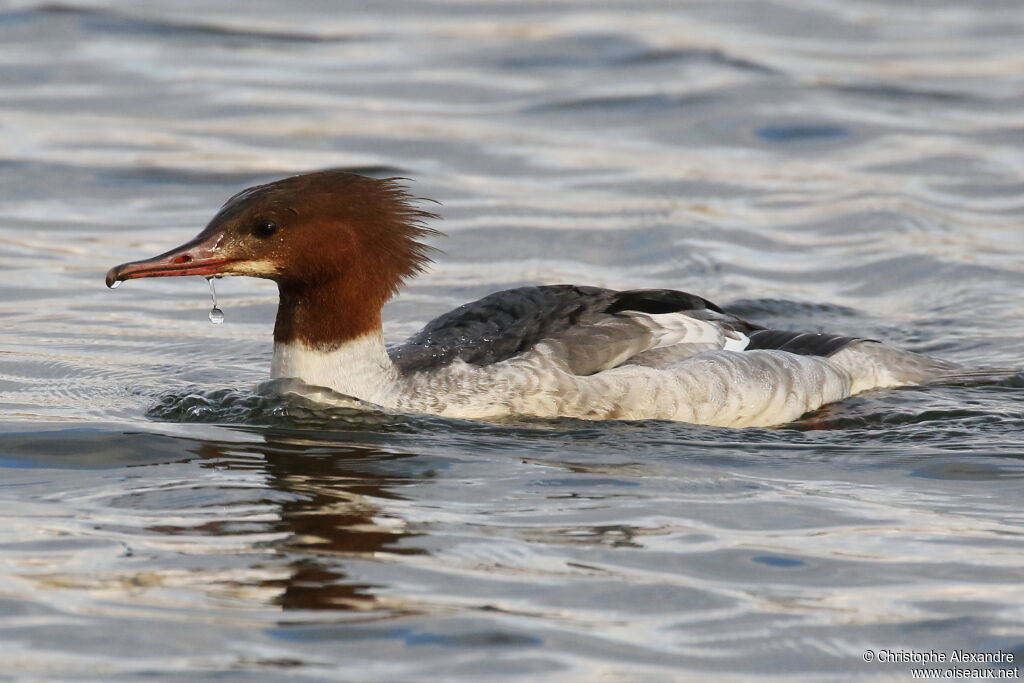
[271,334,400,408]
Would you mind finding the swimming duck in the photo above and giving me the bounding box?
[106,170,965,427]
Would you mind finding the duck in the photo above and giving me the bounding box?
[106,169,972,428]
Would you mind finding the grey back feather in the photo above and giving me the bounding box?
[389,284,867,376]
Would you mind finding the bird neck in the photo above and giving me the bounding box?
[271,278,397,403]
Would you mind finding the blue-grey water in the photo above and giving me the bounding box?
[2,1,1023,680]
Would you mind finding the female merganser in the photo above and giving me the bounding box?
[106,170,966,428]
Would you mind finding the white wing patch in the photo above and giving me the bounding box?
[629,311,731,349]
[628,311,749,353]
[723,331,750,352]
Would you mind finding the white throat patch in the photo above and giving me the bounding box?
[271,333,399,406]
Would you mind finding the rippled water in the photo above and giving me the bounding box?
[2,1,1024,679]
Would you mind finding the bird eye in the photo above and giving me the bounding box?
[253,220,277,238]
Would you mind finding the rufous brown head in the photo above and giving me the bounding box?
[106,171,442,345]
[106,170,440,292]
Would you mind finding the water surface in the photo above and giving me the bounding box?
[2,1,1024,680]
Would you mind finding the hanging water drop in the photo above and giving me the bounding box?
[110,280,122,289]
[207,277,224,324]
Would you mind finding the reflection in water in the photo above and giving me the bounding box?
[153,431,427,613]
[260,434,426,613]
[3,0,1024,677]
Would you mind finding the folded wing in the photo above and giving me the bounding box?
[391,285,864,377]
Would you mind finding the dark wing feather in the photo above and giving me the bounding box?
[606,289,726,315]
[745,329,866,357]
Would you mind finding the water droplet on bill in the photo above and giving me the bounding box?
[207,277,224,324]
[110,280,121,289]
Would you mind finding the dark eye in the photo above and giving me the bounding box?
[253,220,277,238]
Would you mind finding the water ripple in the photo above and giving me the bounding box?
[2,0,1024,679]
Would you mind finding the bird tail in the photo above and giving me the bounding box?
[921,365,1024,387]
